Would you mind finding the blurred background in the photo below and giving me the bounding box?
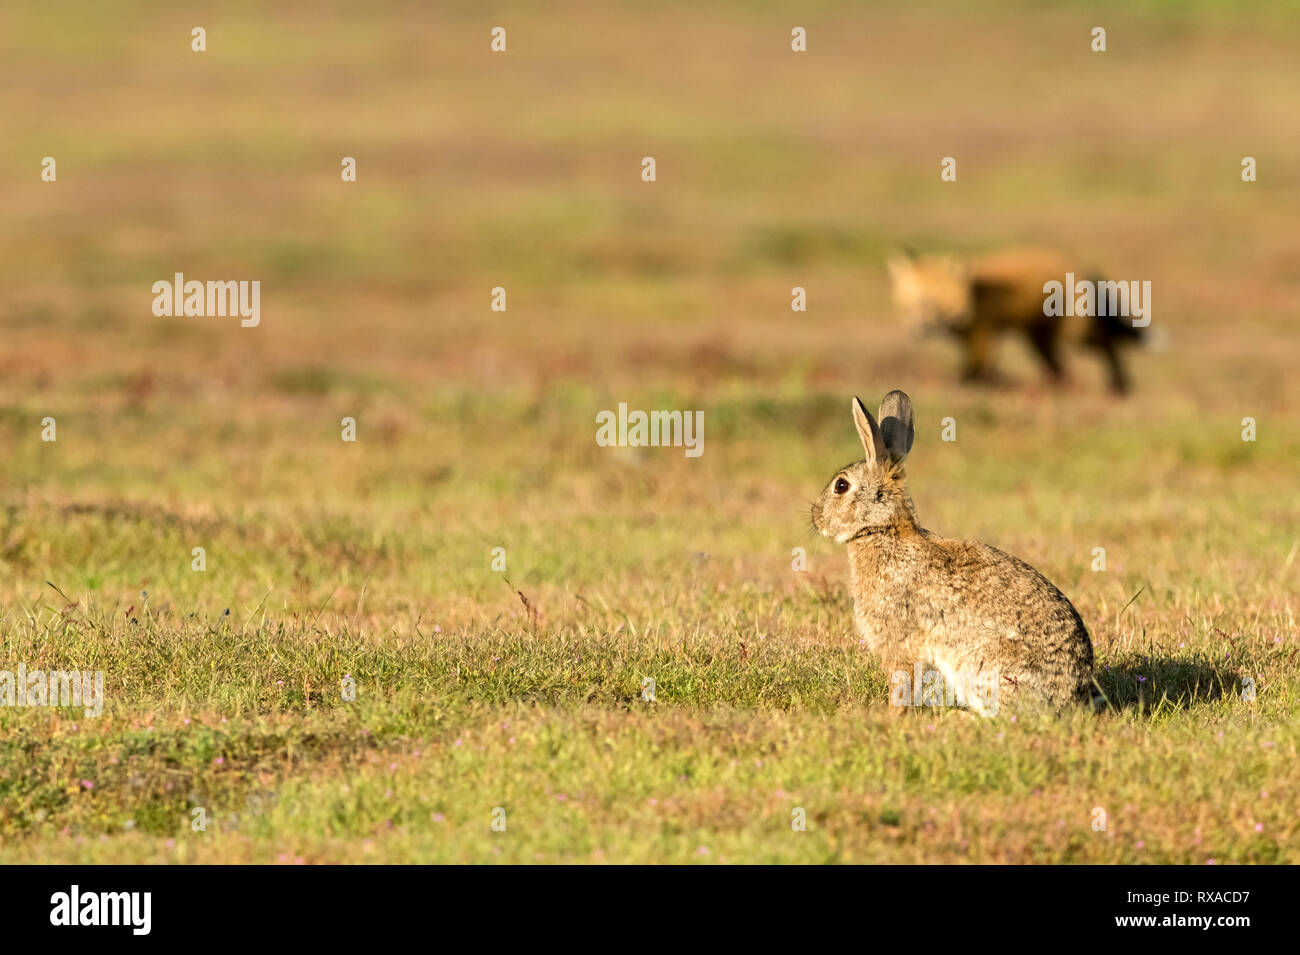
[1,0,1297,616]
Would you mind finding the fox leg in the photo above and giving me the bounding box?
[1087,280,1138,395]
[958,324,1000,384]
[1025,321,1066,385]
[1098,339,1131,395]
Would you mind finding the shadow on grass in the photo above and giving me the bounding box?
[1093,656,1242,712]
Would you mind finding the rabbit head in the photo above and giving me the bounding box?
[812,391,916,543]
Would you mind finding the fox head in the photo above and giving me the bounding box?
[886,250,971,336]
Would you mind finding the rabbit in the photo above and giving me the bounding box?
[811,390,1095,715]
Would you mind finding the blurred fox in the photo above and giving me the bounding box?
[887,247,1146,394]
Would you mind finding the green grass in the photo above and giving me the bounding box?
[1,613,1293,863]
[0,0,1297,863]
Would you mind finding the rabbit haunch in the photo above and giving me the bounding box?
[812,390,1095,711]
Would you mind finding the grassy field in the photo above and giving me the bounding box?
[0,1,1297,863]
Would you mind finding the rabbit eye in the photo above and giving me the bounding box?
[834,477,851,494]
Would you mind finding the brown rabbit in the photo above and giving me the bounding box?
[812,390,1095,714]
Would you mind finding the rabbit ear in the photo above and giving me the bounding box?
[852,396,886,466]
[878,390,915,464]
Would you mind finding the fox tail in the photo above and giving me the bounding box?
[1087,274,1146,344]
